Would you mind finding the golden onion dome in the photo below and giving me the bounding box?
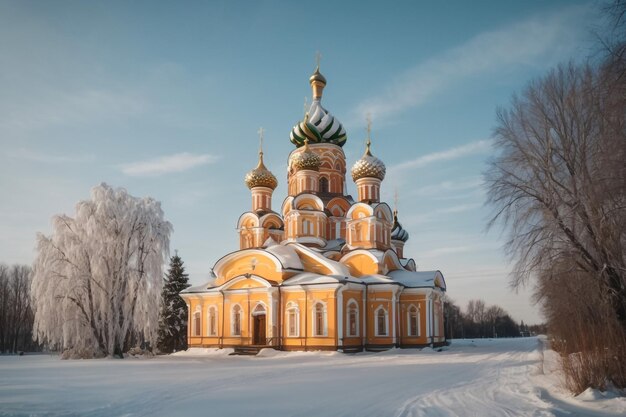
[291,138,321,171]
[351,139,386,182]
[244,151,278,190]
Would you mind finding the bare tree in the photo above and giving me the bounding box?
[485,54,626,390]
[486,62,626,327]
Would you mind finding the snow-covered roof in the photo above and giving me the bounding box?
[282,272,346,286]
[264,244,303,270]
[287,243,351,277]
[181,278,217,293]
[387,270,446,290]
[359,274,398,285]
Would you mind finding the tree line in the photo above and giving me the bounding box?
[0,264,38,353]
[444,297,540,340]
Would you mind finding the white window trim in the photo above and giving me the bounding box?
[407,304,421,337]
[312,301,328,337]
[347,299,359,337]
[207,305,218,336]
[375,305,388,337]
[286,302,300,337]
[231,303,242,336]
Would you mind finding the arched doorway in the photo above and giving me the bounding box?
[252,303,267,345]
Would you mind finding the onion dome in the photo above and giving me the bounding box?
[244,151,278,190]
[391,210,409,242]
[291,138,321,171]
[290,66,347,148]
[351,139,386,181]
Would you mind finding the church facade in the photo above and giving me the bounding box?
[180,67,447,352]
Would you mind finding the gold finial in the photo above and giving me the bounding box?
[309,51,326,98]
[315,51,322,70]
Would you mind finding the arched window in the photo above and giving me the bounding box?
[208,306,218,336]
[193,306,202,336]
[286,302,300,337]
[231,304,242,336]
[319,177,329,193]
[347,300,359,337]
[375,306,388,337]
[407,305,420,337]
[313,302,327,337]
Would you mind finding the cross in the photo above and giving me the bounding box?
[315,51,322,69]
[257,127,265,153]
[394,188,399,215]
[366,113,372,141]
[303,96,308,117]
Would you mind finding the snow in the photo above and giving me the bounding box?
[265,244,303,270]
[388,270,445,289]
[1,337,624,417]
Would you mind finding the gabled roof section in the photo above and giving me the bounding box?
[387,270,446,290]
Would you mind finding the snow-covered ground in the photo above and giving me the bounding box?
[1,337,624,417]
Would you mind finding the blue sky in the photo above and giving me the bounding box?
[0,0,603,324]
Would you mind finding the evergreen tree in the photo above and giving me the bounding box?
[157,252,191,353]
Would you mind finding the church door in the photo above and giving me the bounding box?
[253,314,266,345]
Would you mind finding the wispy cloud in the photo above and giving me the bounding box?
[351,5,592,124]
[388,140,492,175]
[6,148,95,163]
[410,176,484,197]
[0,89,148,130]
[420,245,473,259]
[120,152,219,177]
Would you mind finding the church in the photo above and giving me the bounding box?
[180,65,447,352]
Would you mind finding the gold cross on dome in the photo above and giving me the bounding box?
[366,113,372,142]
[315,51,322,69]
[257,127,265,153]
[394,188,399,215]
[303,96,308,117]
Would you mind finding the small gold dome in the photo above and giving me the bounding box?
[309,66,327,85]
[291,139,321,171]
[245,152,278,190]
[351,140,386,181]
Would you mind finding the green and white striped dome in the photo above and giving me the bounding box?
[290,68,347,148]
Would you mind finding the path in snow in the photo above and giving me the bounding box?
[0,337,624,417]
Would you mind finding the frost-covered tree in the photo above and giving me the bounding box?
[157,252,190,353]
[31,183,172,358]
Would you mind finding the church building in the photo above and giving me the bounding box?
[180,66,447,352]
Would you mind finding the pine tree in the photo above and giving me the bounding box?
[157,252,191,353]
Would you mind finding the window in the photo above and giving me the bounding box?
[232,304,242,336]
[319,177,329,193]
[407,305,420,337]
[193,307,202,336]
[434,302,440,337]
[303,219,313,235]
[375,306,388,336]
[208,306,218,336]
[313,302,327,336]
[347,300,359,337]
[286,302,299,337]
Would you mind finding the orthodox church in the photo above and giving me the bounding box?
[180,66,447,352]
